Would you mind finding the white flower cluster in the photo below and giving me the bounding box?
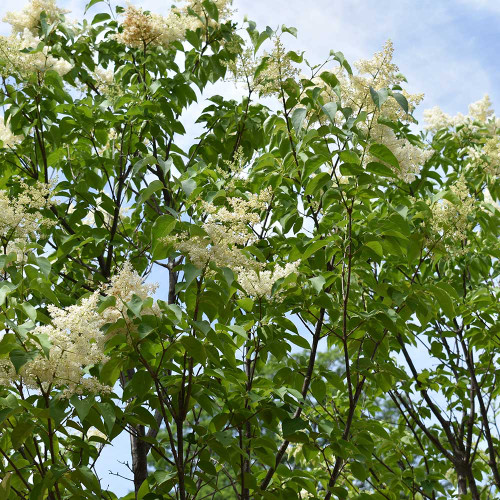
[3,238,30,264]
[0,28,73,77]
[424,96,500,177]
[100,261,159,331]
[0,293,110,397]
[429,176,474,242]
[300,490,314,499]
[187,0,233,22]
[469,95,494,123]
[3,0,69,35]
[0,262,158,396]
[0,181,54,243]
[227,37,299,97]
[465,136,500,176]
[311,41,429,182]
[423,95,497,131]
[115,1,232,50]
[167,189,272,270]
[89,67,123,99]
[256,37,299,97]
[236,261,299,300]
[168,190,298,301]
[322,40,424,122]
[215,146,247,190]
[0,117,22,148]
[369,124,434,182]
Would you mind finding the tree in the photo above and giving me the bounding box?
[0,0,499,499]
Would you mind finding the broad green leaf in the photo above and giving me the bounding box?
[311,378,326,402]
[291,108,307,135]
[10,350,38,374]
[305,172,330,196]
[139,180,164,204]
[350,461,368,481]
[369,87,389,109]
[392,92,409,114]
[310,276,326,293]
[127,294,143,317]
[181,336,206,364]
[369,143,400,169]
[429,285,455,319]
[181,179,197,197]
[0,472,11,497]
[11,421,35,449]
[321,102,338,125]
[320,71,339,89]
[282,417,308,436]
[70,396,95,422]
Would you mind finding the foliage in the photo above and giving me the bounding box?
[0,1,500,499]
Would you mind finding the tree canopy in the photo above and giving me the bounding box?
[0,1,500,499]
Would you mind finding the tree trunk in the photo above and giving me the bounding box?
[130,425,148,496]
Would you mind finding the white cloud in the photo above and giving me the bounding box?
[0,0,496,121]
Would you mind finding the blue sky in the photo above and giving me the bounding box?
[2,0,500,122]
[0,0,499,495]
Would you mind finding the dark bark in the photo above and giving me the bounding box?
[130,425,148,495]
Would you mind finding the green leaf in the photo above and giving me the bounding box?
[22,302,37,321]
[84,0,104,13]
[202,0,219,21]
[365,240,383,257]
[291,108,307,135]
[434,282,460,301]
[282,417,307,436]
[97,295,116,314]
[340,150,360,165]
[127,294,143,317]
[302,239,328,259]
[152,214,176,242]
[392,92,409,114]
[350,461,368,481]
[319,71,339,89]
[0,472,11,497]
[10,349,38,374]
[181,179,197,197]
[281,25,297,37]
[34,256,51,277]
[98,402,116,433]
[183,263,201,289]
[369,143,399,169]
[237,298,254,312]
[11,421,35,449]
[138,180,164,204]
[321,102,338,125]
[311,378,326,402]
[34,333,51,358]
[310,276,326,293]
[133,156,156,175]
[92,13,110,24]
[70,396,94,422]
[0,285,11,306]
[366,161,397,178]
[429,285,455,319]
[287,50,303,63]
[137,478,150,499]
[181,336,206,364]
[369,87,389,109]
[305,172,330,196]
